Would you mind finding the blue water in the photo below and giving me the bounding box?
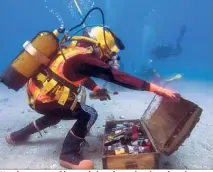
[0,0,212,82]
[0,1,212,169]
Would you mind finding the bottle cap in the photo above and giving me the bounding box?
[145,139,151,146]
[143,146,150,151]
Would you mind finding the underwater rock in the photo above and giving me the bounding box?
[183,165,188,169]
[119,116,125,119]
[6,128,12,132]
[106,114,115,120]
[43,129,48,134]
[87,146,100,153]
[36,136,40,139]
[27,109,33,113]
[52,125,58,128]
[163,161,172,166]
[97,134,104,142]
[0,98,9,103]
[144,101,149,105]
[60,130,66,134]
[50,164,57,169]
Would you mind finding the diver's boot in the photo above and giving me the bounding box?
[6,122,39,145]
[6,116,61,145]
[59,130,93,169]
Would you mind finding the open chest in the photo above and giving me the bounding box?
[102,96,203,169]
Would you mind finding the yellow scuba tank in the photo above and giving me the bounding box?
[80,86,87,105]
[0,29,60,91]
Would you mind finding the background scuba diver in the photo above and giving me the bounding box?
[139,25,187,84]
[151,24,187,61]
[5,26,181,169]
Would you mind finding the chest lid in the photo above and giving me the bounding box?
[141,96,202,155]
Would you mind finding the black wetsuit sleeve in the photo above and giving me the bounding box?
[75,55,151,91]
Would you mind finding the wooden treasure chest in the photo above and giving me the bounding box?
[102,96,202,169]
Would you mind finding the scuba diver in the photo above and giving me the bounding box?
[141,25,187,84]
[151,25,187,61]
[0,8,181,170]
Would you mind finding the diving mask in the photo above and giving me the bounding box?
[108,54,121,69]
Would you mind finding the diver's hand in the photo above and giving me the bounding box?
[89,88,111,101]
[149,83,181,101]
[155,88,181,101]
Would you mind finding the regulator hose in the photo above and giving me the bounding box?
[59,7,110,60]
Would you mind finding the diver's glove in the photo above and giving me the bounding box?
[89,88,111,101]
[149,83,181,101]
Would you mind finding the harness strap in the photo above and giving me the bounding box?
[28,71,78,110]
[44,68,79,92]
[27,46,92,111]
[58,86,70,105]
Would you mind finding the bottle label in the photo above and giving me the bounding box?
[108,146,112,151]
[114,148,125,155]
[128,145,134,154]
[138,146,145,153]
[116,124,124,128]
[114,142,122,147]
[131,141,138,146]
[115,130,122,134]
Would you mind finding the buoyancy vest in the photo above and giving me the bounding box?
[27,44,93,111]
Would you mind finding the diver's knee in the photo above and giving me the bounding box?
[81,104,98,125]
[88,106,98,122]
[81,104,98,115]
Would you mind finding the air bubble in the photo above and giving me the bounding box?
[67,0,96,19]
[44,0,64,28]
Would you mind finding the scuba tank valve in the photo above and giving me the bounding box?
[80,86,87,105]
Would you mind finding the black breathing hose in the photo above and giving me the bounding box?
[59,7,111,60]
[68,7,105,33]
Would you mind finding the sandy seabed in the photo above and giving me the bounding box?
[0,80,212,170]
